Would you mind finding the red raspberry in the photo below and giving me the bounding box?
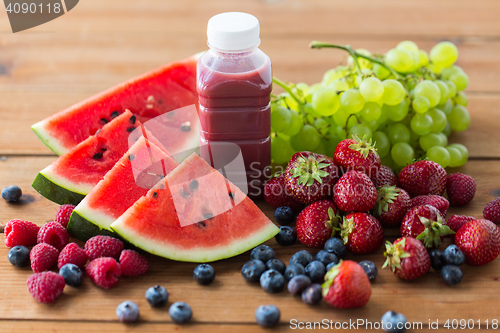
[483,197,500,224]
[86,257,122,289]
[30,243,59,273]
[119,250,149,277]
[446,173,476,207]
[37,222,70,251]
[27,271,65,303]
[58,243,88,270]
[410,195,449,218]
[373,165,397,188]
[85,235,124,261]
[54,204,75,228]
[4,219,40,247]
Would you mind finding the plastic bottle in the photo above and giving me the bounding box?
[197,12,272,197]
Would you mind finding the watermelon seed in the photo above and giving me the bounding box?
[167,112,175,118]
[153,192,158,198]
[129,115,137,124]
[100,118,109,124]
[128,154,135,161]
[93,152,103,160]
[101,148,107,152]
[95,129,102,135]
[190,180,199,191]
[203,213,213,220]
[180,122,191,132]
[110,111,120,119]
[126,127,136,132]
[198,222,206,227]
[180,190,189,198]
[158,99,164,105]
[229,192,235,200]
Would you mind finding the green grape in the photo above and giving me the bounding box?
[418,50,429,67]
[373,63,391,80]
[340,89,365,114]
[406,76,419,91]
[385,48,415,73]
[322,68,344,86]
[454,91,468,106]
[412,96,431,113]
[359,77,384,101]
[304,103,319,117]
[314,118,330,136]
[361,102,382,121]
[397,41,419,53]
[349,124,372,139]
[287,109,302,136]
[446,80,457,98]
[271,106,292,133]
[391,142,415,167]
[387,123,411,144]
[427,62,443,74]
[413,80,441,108]
[348,49,373,69]
[313,141,328,155]
[448,105,471,132]
[435,80,450,105]
[438,133,448,146]
[291,125,320,151]
[430,41,458,68]
[448,143,469,166]
[378,106,390,123]
[309,83,322,96]
[271,135,294,164]
[294,82,309,97]
[329,78,351,92]
[333,109,349,126]
[336,125,347,140]
[324,134,341,156]
[427,146,451,168]
[409,128,420,147]
[420,133,444,151]
[311,86,340,116]
[381,154,398,172]
[449,71,469,91]
[382,80,406,105]
[428,108,447,133]
[281,93,299,111]
[440,99,453,115]
[441,65,463,79]
[446,146,463,168]
[373,131,391,158]
[443,121,452,136]
[346,115,358,129]
[364,120,379,131]
[411,113,433,136]
[383,99,409,122]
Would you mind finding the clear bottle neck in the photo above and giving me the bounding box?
[207,43,259,57]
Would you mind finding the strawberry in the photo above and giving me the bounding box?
[483,197,500,224]
[340,213,384,254]
[333,136,381,180]
[322,260,371,308]
[400,205,454,248]
[373,165,397,188]
[263,174,304,212]
[372,186,411,227]
[455,219,500,266]
[446,173,476,207]
[296,200,341,248]
[333,170,377,213]
[398,160,447,197]
[446,215,476,234]
[410,195,449,219]
[383,237,430,280]
[284,151,340,205]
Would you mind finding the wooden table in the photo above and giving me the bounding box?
[1,0,500,331]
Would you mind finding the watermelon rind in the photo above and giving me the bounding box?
[32,165,89,205]
[67,210,117,242]
[111,217,279,263]
[31,121,67,156]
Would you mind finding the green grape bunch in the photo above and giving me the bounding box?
[270,40,471,172]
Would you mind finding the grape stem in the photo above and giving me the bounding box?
[272,77,305,113]
[309,41,401,79]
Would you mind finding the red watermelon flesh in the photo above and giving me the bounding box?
[110,153,279,262]
[32,54,199,156]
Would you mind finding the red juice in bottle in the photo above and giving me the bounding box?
[197,12,272,197]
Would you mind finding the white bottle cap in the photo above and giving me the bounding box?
[207,12,260,51]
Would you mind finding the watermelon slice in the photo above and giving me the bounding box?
[32,54,200,156]
[32,110,160,205]
[68,136,179,241]
[110,153,279,262]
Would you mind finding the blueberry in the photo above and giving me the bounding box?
[59,263,83,287]
[1,185,22,203]
[289,250,313,267]
[274,206,295,225]
[301,284,322,305]
[324,237,346,258]
[443,245,465,266]
[255,304,280,328]
[266,259,286,275]
[284,263,305,281]
[275,226,297,246]
[116,301,140,323]
[381,310,407,333]
[326,261,338,271]
[441,265,463,286]
[193,264,215,285]
[169,302,192,324]
[145,285,169,307]
[241,259,266,283]
[287,275,312,296]
[7,245,30,267]
[305,261,326,283]
[260,269,286,293]
[359,260,378,281]
[316,250,339,266]
[251,245,276,262]
[428,249,445,270]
